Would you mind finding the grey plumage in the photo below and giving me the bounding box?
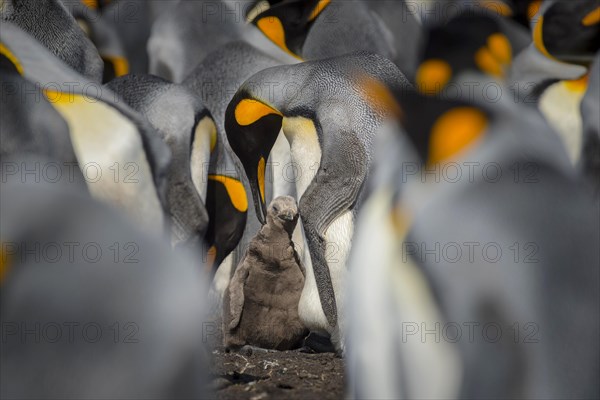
[580,52,600,196]
[106,74,211,247]
[148,0,295,83]
[0,162,210,400]
[1,21,171,234]
[347,73,599,399]
[223,196,307,351]
[1,0,103,81]
[225,52,411,353]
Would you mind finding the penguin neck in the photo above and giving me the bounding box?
[282,116,322,199]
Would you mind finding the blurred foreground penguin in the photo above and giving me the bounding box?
[148,0,296,83]
[580,52,600,196]
[510,0,600,162]
[347,64,598,400]
[223,196,307,351]
[64,0,129,82]
[225,53,410,353]
[0,21,170,234]
[0,161,210,399]
[0,0,103,81]
[106,75,213,248]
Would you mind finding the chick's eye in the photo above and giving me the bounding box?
[272,206,279,212]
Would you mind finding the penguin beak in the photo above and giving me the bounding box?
[249,158,267,225]
[281,211,295,222]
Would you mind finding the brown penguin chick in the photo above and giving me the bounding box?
[223,196,308,351]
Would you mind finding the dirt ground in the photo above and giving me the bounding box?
[205,315,346,399]
[208,349,345,400]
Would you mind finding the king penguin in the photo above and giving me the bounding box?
[148,0,297,83]
[64,0,129,83]
[0,21,171,234]
[224,52,411,353]
[580,52,600,196]
[0,158,210,399]
[347,27,598,400]
[250,0,424,79]
[183,41,291,304]
[520,0,600,164]
[0,0,103,81]
[106,74,213,249]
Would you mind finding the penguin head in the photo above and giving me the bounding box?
[251,0,330,59]
[392,90,492,167]
[415,13,513,95]
[533,0,600,66]
[225,91,283,225]
[267,195,299,234]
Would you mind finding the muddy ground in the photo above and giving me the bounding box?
[209,349,345,400]
[206,316,346,399]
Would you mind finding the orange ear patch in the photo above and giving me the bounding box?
[416,59,453,95]
[208,175,248,212]
[308,0,331,22]
[475,33,512,78]
[0,244,10,284]
[256,16,302,59]
[234,98,282,126]
[533,16,555,59]
[102,55,129,77]
[582,6,600,26]
[428,107,488,165]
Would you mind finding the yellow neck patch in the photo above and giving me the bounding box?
[527,0,542,21]
[81,0,99,9]
[0,43,24,75]
[416,59,452,95]
[234,98,282,126]
[479,0,513,17]
[102,55,129,77]
[257,157,266,203]
[308,0,331,22]
[564,74,589,93]
[582,6,600,26]
[0,244,10,284]
[206,245,217,272]
[256,16,302,59]
[428,107,488,165]
[208,175,248,212]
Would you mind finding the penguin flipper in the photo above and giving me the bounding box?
[300,133,369,328]
[228,252,250,331]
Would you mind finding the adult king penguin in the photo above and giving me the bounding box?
[106,75,213,249]
[0,0,103,81]
[250,0,423,79]
[225,53,411,353]
[347,17,598,399]
[0,21,170,234]
[183,41,289,275]
[1,160,210,399]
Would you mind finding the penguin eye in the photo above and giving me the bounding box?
[272,205,279,213]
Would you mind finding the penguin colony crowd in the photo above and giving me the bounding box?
[1,0,599,399]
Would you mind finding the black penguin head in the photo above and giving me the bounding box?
[415,13,513,95]
[267,195,299,234]
[225,91,283,225]
[251,0,330,59]
[393,90,492,167]
[533,0,600,66]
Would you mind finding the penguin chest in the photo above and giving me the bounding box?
[539,81,585,164]
[47,94,164,233]
[282,117,322,199]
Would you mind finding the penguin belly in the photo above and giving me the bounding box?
[539,81,585,164]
